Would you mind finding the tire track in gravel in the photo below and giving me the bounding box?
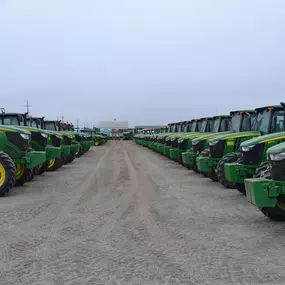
[123,143,217,285]
[40,141,140,284]
[41,143,116,284]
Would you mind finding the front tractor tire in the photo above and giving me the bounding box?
[0,152,16,196]
[15,163,33,187]
[217,152,242,189]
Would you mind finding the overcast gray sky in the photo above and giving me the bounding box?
[1,0,285,127]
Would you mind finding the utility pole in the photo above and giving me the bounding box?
[61,116,64,123]
[24,100,32,114]
[76,120,79,130]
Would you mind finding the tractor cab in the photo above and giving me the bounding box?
[182,121,192,133]
[250,105,285,134]
[199,117,214,133]
[206,105,285,193]
[0,110,26,127]
[25,117,44,129]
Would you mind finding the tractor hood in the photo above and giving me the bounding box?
[192,131,231,145]
[169,132,198,141]
[209,131,261,145]
[0,125,31,135]
[240,131,285,148]
[178,133,207,143]
[15,126,51,136]
[266,141,285,155]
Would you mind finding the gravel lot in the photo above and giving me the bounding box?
[0,141,284,285]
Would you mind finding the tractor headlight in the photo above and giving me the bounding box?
[241,145,255,152]
[192,141,199,146]
[270,152,285,162]
[178,139,184,143]
[41,133,48,138]
[20,133,30,140]
[209,140,219,146]
[56,135,62,139]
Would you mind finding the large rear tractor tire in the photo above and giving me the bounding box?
[66,153,76,164]
[15,163,33,186]
[217,152,242,189]
[254,163,285,221]
[38,161,49,175]
[47,157,65,172]
[177,152,183,165]
[0,152,16,196]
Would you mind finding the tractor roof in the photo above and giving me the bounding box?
[255,105,284,112]
[1,112,25,116]
[212,115,231,119]
[230,110,255,115]
[199,117,214,121]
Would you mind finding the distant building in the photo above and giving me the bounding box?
[99,121,128,129]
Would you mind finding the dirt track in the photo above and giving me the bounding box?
[0,141,284,285]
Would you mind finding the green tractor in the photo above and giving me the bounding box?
[156,122,182,155]
[188,112,249,174]
[0,123,46,189]
[81,128,107,146]
[180,117,217,168]
[27,117,77,169]
[61,122,93,155]
[122,131,133,141]
[150,128,168,151]
[224,104,285,194]
[168,121,192,160]
[0,111,58,182]
[172,117,216,165]
[146,127,167,151]
[245,141,285,221]
[42,120,76,169]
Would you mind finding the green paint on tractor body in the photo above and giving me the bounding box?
[223,105,285,190]
[0,125,46,168]
[198,130,261,173]
[225,131,285,182]
[245,142,285,208]
[243,141,285,221]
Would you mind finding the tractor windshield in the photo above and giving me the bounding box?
[200,120,208,132]
[251,109,285,134]
[27,119,39,128]
[1,115,24,126]
[191,122,197,132]
[45,122,57,131]
[231,114,242,132]
[212,118,221,132]
[183,123,189,132]
[212,117,231,132]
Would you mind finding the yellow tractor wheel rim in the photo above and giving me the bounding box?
[94,141,99,146]
[0,163,6,187]
[16,163,25,180]
[48,159,55,169]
